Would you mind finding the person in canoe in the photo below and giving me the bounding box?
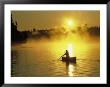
[62,50,70,59]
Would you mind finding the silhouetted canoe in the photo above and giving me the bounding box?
[62,57,76,63]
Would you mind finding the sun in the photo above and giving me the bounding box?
[67,20,74,28]
[63,18,76,30]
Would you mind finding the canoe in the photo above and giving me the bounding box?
[62,57,76,63]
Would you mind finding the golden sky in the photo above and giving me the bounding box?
[12,11,100,31]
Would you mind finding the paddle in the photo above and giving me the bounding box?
[58,51,65,60]
[58,55,63,60]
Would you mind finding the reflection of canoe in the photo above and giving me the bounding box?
[62,57,76,63]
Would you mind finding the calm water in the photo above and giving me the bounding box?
[11,38,100,77]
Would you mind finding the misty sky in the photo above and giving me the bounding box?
[12,11,100,31]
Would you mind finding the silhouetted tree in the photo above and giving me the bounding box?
[33,28,36,32]
[11,14,28,42]
[87,26,100,36]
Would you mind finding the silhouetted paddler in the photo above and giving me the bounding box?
[63,50,70,59]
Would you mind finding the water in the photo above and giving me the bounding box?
[11,38,100,77]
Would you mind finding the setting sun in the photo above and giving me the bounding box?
[67,19,74,28]
[63,18,76,31]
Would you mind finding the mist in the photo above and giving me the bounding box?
[25,26,100,44]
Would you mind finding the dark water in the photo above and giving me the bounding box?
[11,39,100,77]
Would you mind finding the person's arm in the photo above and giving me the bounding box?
[62,53,66,56]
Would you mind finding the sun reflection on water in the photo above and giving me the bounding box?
[68,63,74,77]
[67,43,76,57]
[67,44,73,57]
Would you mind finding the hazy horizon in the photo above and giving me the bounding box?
[12,11,100,31]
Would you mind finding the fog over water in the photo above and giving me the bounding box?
[11,34,100,77]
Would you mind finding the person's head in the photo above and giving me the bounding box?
[66,50,68,52]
